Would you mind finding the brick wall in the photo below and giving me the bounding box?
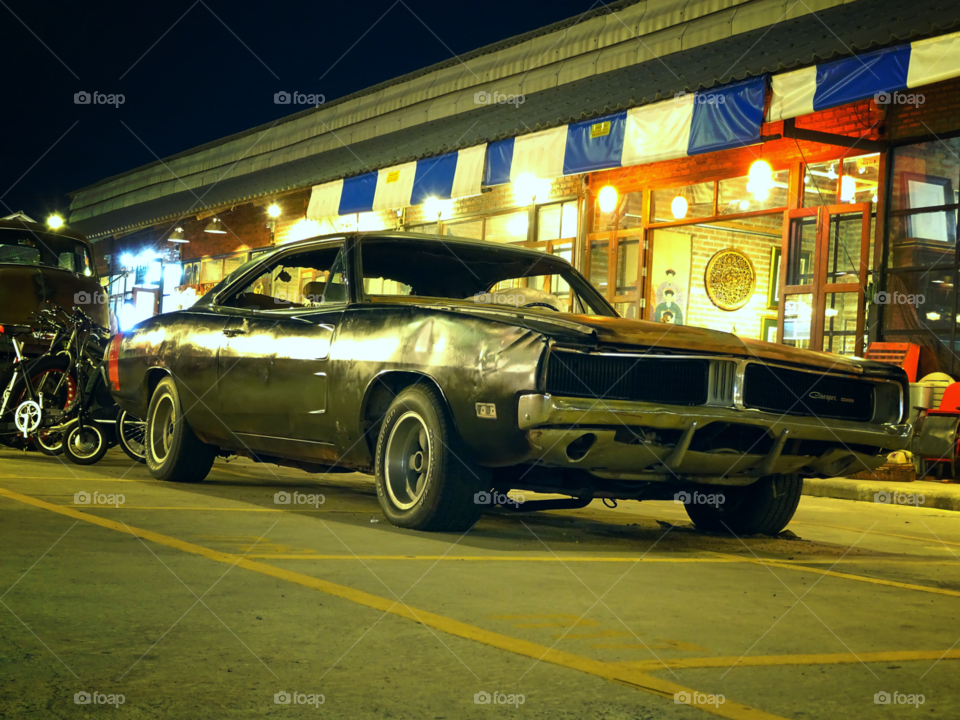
[887,75,960,140]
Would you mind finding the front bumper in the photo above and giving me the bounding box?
[517,394,913,485]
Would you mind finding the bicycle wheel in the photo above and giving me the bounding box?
[7,356,78,456]
[117,410,147,463]
[63,423,108,465]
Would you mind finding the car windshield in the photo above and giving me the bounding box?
[0,228,94,276]
[360,236,615,316]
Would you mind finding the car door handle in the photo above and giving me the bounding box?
[223,328,247,337]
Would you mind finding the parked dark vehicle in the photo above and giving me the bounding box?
[0,217,108,338]
[108,232,911,535]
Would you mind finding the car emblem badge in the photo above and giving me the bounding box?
[476,403,497,419]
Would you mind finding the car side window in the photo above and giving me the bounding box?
[219,245,347,312]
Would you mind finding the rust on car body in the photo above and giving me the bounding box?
[110,232,911,494]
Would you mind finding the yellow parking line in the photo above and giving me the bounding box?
[240,554,743,561]
[789,519,960,548]
[612,648,960,672]
[0,486,788,720]
[711,552,960,598]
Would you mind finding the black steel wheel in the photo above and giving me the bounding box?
[683,474,803,536]
[375,384,488,531]
[146,376,216,482]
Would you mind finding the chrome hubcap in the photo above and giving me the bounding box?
[149,396,176,464]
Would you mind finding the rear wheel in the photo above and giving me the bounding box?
[375,384,488,531]
[117,410,147,463]
[63,423,108,465]
[146,376,216,482]
[683,474,803,536]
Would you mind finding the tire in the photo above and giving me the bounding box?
[63,423,108,465]
[117,410,147,463]
[374,384,488,532]
[7,357,77,456]
[145,376,216,482]
[683,474,803,536]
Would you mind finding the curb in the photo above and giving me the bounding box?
[802,477,960,512]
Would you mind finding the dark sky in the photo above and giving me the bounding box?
[1,0,594,222]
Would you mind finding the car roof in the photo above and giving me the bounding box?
[274,230,572,266]
[0,219,95,249]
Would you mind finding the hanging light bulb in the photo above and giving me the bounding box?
[204,217,226,234]
[827,164,838,180]
[840,175,857,203]
[267,204,281,218]
[746,160,773,202]
[872,193,878,204]
[671,195,688,219]
[598,186,618,213]
[739,200,750,211]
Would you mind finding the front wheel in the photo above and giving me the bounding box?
[146,376,216,482]
[683,474,803,536]
[63,424,108,465]
[375,385,488,531]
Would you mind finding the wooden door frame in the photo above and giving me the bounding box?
[778,203,871,354]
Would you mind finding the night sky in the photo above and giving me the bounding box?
[1,0,593,222]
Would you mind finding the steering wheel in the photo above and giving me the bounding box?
[521,302,560,312]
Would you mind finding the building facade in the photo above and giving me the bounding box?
[68,0,960,375]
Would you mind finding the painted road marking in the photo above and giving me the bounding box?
[611,648,960,672]
[712,552,960,598]
[0,486,789,720]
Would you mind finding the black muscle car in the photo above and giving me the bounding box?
[107,232,911,535]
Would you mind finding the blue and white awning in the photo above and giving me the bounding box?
[307,145,486,219]
[768,31,960,121]
[485,76,767,184]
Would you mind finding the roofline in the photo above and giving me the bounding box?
[68,0,643,196]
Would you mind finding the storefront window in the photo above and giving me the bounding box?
[718,169,789,214]
[485,212,529,243]
[891,138,960,212]
[651,182,713,222]
[841,155,880,208]
[538,201,578,240]
[826,211,864,284]
[443,218,483,239]
[594,190,642,231]
[822,292,860,355]
[783,294,813,349]
[803,161,840,206]
[588,240,609,292]
[786,217,816,286]
[887,211,958,269]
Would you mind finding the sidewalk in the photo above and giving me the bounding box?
[803,477,960,512]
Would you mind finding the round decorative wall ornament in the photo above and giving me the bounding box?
[704,248,756,311]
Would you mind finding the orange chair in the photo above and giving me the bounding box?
[926,382,960,416]
[916,382,960,479]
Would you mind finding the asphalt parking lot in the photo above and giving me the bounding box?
[1,447,958,719]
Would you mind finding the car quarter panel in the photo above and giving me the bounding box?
[112,309,231,442]
[330,304,548,469]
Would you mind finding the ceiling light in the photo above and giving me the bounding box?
[513,173,549,206]
[267,204,281,218]
[747,160,773,201]
[739,200,750,211]
[204,217,226,234]
[840,176,857,203]
[827,165,838,180]
[824,308,839,317]
[671,195,688,219]
[927,312,942,321]
[167,227,187,243]
[598,186,618,213]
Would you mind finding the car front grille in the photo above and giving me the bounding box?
[545,352,709,406]
[742,364,875,422]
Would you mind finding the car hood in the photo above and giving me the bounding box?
[555,314,878,374]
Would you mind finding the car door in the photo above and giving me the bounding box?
[214,242,349,461]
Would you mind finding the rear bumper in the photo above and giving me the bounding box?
[517,394,913,485]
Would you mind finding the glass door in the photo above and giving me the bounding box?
[779,204,870,355]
